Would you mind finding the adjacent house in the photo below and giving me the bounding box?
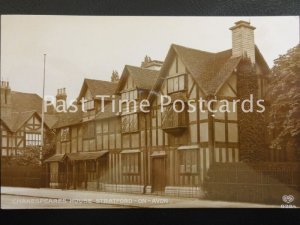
[0,81,58,160]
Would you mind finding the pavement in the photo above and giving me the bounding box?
[1,186,279,208]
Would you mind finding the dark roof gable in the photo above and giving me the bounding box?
[115,65,159,93]
[1,91,58,132]
[150,43,269,99]
[1,111,53,132]
[78,78,117,100]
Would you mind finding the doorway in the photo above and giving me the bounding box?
[152,156,166,193]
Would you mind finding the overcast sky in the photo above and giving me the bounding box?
[1,16,299,102]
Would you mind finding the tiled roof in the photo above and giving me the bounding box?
[116,65,160,93]
[11,91,43,113]
[11,111,36,132]
[78,78,117,99]
[43,154,66,163]
[43,114,59,129]
[66,151,108,161]
[171,44,242,95]
[1,113,24,132]
[1,90,60,131]
[52,109,82,129]
[1,111,59,132]
[125,65,159,90]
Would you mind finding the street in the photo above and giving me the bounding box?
[0,187,279,208]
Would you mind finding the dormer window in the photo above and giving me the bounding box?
[121,90,138,100]
[84,100,94,111]
[121,90,138,113]
[167,74,186,94]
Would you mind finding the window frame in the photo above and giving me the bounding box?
[167,74,186,94]
[25,132,42,147]
[178,149,198,175]
[83,122,95,139]
[121,153,140,175]
[121,113,139,133]
[84,99,95,111]
[61,127,70,142]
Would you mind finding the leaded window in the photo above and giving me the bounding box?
[179,150,198,174]
[167,74,186,93]
[121,114,138,133]
[61,127,70,142]
[25,133,42,146]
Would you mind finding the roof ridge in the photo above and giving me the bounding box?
[84,78,113,83]
[11,91,42,97]
[171,43,215,55]
[125,64,158,71]
[172,43,232,55]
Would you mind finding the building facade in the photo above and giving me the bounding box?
[44,21,270,197]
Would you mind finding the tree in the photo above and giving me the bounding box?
[42,128,56,160]
[268,44,300,161]
[237,57,266,161]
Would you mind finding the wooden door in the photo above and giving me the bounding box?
[98,155,108,190]
[152,157,166,192]
[76,162,85,189]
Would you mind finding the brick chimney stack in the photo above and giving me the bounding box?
[141,55,163,71]
[56,88,67,108]
[1,81,11,105]
[1,81,12,117]
[230,20,256,64]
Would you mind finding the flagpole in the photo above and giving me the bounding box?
[40,53,46,165]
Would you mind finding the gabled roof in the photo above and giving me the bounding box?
[150,44,270,99]
[1,89,60,132]
[115,65,159,93]
[1,111,52,132]
[52,109,82,129]
[44,114,59,129]
[78,78,117,100]
[10,91,43,113]
[1,112,26,132]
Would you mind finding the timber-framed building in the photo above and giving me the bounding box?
[19,21,271,196]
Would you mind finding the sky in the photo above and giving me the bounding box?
[1,16,299,102]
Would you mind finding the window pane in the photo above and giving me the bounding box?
[168,78,174,93]
[174,77,179,91]
[179,75,185,90]
[133,90,138,99]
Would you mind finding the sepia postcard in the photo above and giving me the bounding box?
[0,15,299,209]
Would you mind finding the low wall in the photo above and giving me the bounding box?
[102,184,145,194]
[165,186,204,198]
[1,164,42,188]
